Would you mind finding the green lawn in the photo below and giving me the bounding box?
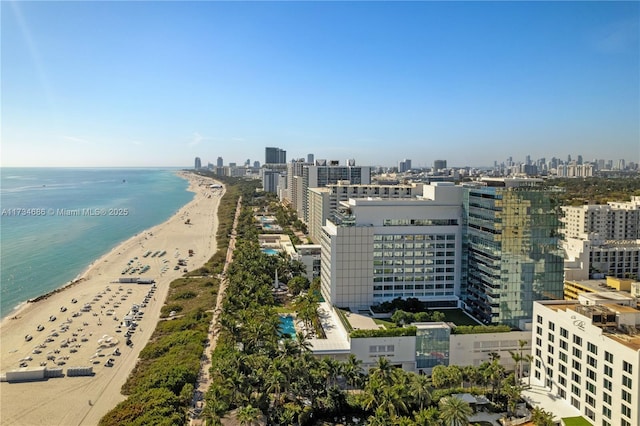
[373,318,397,328]
[562,416,592,426]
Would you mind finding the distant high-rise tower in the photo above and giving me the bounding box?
[577,155,583,165]
[216,157,224,167]
[307,153,314,164]
[398,159,412,173]
[462,178,564,327]
[434,160,447,171]
[265,147,286,164]
[194,157,202,170]
[253,161,260,168]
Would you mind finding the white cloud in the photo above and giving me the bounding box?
[188,132,206,147]
[61,135,91,144]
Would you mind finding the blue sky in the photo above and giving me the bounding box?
[2,1,638,168]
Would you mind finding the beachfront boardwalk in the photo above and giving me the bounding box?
[189,196,242,425]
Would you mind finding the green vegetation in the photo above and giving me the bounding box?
[103,172,534,425]
[561,417,592,426]
[544,176,640,205]
[100,175,257,426]
[452,325,512,334]
[350,326,417,338]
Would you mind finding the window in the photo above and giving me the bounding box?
[573,335,582,346]
[623,360,633,374]
[548,344,554,354]
[549,321,555,331]
[604,365,613,377]
[536,326,542,336]
[622,389,631,403]
[572,347,582,358]
[572,360,582,371]
[603,378,612,391]
[548,333,555,342]
[537,315,542,324]
[587,342,597,355]
[587,369,597,381]
[621,404,631,418]
[586,381,596,394]
[585,407,595,421]
[559,352,568,362]
[585,394,596,407]
[560,340,568,350]
[561,327,568,338]
[605,351,613,363]
[622,375,632,389]
[559,364,567,374]
[587,355,597,368]
[572,372,581,384]
[602,406,611,419]
[571,396,580,409]
[603,392,611,405]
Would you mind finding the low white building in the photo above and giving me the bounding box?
[308,303,532,376]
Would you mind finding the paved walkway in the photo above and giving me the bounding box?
[189,195,242,425]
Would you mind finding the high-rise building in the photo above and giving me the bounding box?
[398,159,412,173]
[562,197,640,281]
[462,178,564,327]
[265,147,286,164]
[194,157,202,169]
[307,153,314,164]
[262,170,281,194]
[532,296,640,426]
[301,163,372,223]
[434,160,447,172]
[216,157,224,167]
[307,182,425,243]
[320,182,463,310]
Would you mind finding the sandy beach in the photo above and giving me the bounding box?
[0,171,223,426]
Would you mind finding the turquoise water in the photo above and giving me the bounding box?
[279,315,296,338]
[0,168,193,318]
[262,248,279,255]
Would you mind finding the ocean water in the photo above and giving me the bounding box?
[0,168,193,318]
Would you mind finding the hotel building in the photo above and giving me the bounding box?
[320,182,463,310]
[532,295,640,426]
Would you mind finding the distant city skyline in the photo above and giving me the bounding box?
[2,1,638,167]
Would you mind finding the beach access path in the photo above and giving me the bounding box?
[189,196,242,425]
[0,172,224,426]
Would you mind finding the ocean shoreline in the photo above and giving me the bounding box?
[0,170,224,425]
[1,169,193,321]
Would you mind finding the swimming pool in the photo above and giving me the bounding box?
[261,248,279,255]
[279,315,296,339]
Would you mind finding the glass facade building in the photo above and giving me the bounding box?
[415,324,451,370]
[463,180,564,327]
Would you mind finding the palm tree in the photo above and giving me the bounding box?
[509,350,523,382]
[531,406,555,426]
[524,354,534,387]
[439,395,473,426]
[409,374,432,411]
[370,356,396,387]
[413,407,441,426]
[237,404,262,426]
[342,354,364,389]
